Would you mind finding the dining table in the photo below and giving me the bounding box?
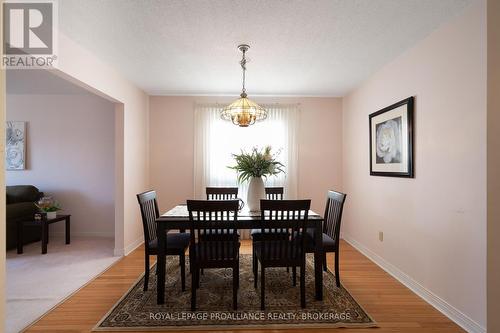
[155,204,325,305]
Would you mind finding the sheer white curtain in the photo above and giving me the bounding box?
[194,103,300,227]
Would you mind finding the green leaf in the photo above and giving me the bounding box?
[227,146,286,183]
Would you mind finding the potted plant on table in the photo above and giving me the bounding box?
[35,196,62,219]
[228,146,285,211]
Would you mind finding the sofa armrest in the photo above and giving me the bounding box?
[6,185,43,204]
[6,202,37,221]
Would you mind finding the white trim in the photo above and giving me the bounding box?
[342,234,486,333]
[148,91,342,98]
[50,231,114,238]
[113,248,123,257]
[114,236,144,256]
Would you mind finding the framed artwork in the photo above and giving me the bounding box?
[369,97,414,178]
[6,121,27,170]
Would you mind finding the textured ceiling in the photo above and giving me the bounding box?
[59,0,473,96]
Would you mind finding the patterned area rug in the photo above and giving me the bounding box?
[94,255,376,330]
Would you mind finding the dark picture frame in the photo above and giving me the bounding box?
[369,97,414,178]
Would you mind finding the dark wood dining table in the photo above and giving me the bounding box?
[155,205,324,305]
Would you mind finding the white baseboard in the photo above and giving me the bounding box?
[342,234,486,333]
[51,231,114,238]
[114,236,144,256]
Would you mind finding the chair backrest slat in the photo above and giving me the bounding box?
[137,190,160,248]
[187,200,239,263]
[265,187,284,200]
[206,187,239,200]
[323,190,347,248]
[260,199,311,261]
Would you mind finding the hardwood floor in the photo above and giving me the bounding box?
[25,240,465,332]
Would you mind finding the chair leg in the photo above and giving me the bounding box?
[144,253,150,292]
[252,245,256,277]
[300,263,306,308]
[189,250,193,274]
[191,268,197,311]
[292,266,297,286]
[323,252,328,272]
[253,257,258,289]
[236,262,240,289]
[335,251,341,287]
[233,265,238,310]
[180,252,186,292]
[287,267,290,272]
[197,269,201,289]
[260,265,266,310]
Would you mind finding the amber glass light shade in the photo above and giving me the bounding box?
[220,93,267,127]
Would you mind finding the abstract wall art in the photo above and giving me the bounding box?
[6,121,26,170]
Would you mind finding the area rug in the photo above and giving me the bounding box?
[94,254,376,330]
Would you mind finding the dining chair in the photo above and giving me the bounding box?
[251,186,287,271]
[137,190,190,292]
[251,187,286,271]
[305,190,346,287]
[265,187,284,200]
[206,187,239,200]
[204,187,240,242]
[253,199,311,310]
[187,199,240,311]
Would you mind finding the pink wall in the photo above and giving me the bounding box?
[55,33,150,255]
[0,50,6,331]
[6,94,115,237]
[342,2,486,330]
[487,0,500,331]
[149,96,342,214]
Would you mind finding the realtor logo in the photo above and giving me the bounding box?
[2,0,58,68]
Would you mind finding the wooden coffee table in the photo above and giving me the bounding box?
[17,214,71,254]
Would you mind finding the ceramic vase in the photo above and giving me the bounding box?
[247,177,266,212]
[46,211,57,219]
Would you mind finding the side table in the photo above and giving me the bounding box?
[17,214,71,254]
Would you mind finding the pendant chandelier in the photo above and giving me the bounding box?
[221,44,267,127]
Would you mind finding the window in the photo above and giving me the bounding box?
[194,104,299,202]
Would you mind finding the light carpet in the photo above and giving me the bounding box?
[7,236,120,333]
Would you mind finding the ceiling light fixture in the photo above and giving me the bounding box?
[221,44,267,127]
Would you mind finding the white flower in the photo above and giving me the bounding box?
[376,119,402,163]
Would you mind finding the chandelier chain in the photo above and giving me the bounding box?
[240,48,247,94]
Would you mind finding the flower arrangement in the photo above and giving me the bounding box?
[35,196,62,213]
[228,146,285,183]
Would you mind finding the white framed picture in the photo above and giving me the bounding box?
[6,121,27,170]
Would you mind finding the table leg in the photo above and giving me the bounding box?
[65,216,71,244]
[314,221,323,300]
[157,223,166,304]
[45,223,49,244]
[17,222,23,254]
[41,220,48,254]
